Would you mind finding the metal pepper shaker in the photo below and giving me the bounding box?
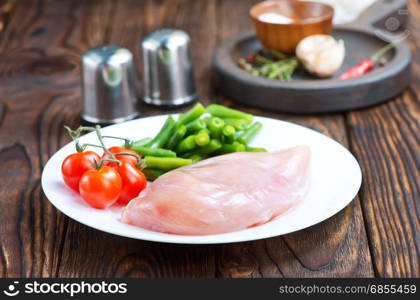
[141,29,197,106]
[81,45,139,124]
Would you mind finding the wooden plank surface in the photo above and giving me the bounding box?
[343,0,420,277]
[0,0,417,278]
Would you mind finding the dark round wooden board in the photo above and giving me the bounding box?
[212,0,412,113]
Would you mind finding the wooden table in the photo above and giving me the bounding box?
[0,0,418,278]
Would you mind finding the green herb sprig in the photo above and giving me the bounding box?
[238,50,299,82]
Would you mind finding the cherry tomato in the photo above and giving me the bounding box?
[79,166,122,209]
[61,151,100,192]
[116,162,147,205]
[102,146,140,168]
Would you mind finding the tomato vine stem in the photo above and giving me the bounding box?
[64,125,142,169]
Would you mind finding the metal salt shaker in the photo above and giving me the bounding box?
[81,45,139,124]
[141,29,197,106]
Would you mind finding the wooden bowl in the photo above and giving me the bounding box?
[250,0,334,53]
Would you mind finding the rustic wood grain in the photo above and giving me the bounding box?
[0,0,417,278]
[0,89,74,277]
[346,92,419,277]
[342,0,420,277]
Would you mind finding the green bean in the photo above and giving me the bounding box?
[131,137,152,148]
[222,125,236,144]
[198,139,222,155]
[222,118,251,131]
[246,146,267,152]
[145,115,176,149]
[185,118,206,134]
[175,135,197,153]
[207,117,225,139]
[144,156,192,171]
[142,168,166,181]
[180,151,204,162]
[202,116,212,125]
[194,129,210,146]
[214,142,246,155]
[130,145,176,158]
[165,125,186,149]
[180,150,195,158]
[238,122,262,145]
[188,153,204,163]
[207,104,253,123]
[199,128,210,135]
[177,103,206,125]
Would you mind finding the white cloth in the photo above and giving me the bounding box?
[312,0,377,24]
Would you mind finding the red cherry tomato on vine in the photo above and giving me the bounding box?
[116,162,147,205]
[78,166,122,209]
[61,151,100,192]
[102,146,140,168]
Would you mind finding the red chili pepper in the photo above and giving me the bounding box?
[339,58,374,80]
[339,41,399,80]
[247,54,256,63]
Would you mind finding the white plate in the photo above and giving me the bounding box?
[41,115,362,244]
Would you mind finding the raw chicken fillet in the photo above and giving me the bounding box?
[122,146,310,235]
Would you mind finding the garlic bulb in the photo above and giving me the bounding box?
[296,34,345,78]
